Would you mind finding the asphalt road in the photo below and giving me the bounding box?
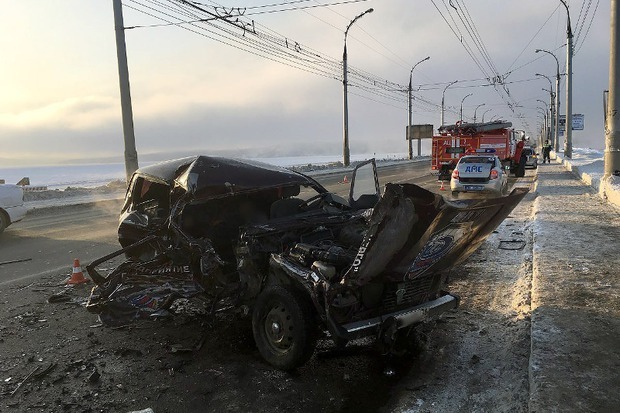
[0,160,471,285]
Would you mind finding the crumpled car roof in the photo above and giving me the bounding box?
[135,155,321,199]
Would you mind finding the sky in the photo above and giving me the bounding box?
[0,0,612,166]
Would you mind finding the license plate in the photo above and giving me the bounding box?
[464,185,484,191]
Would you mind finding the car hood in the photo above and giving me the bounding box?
[342,183,528,285]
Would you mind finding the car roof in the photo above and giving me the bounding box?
[134,155,324,199]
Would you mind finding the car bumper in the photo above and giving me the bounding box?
[333,292,459,340]
[450,179,504,194]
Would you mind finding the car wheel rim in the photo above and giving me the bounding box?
[263,303,294,353]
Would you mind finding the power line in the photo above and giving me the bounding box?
[122,0,436,111]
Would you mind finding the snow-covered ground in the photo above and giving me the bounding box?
[555,148,620,208]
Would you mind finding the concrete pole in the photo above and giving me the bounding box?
[441,80,458,129]
[565,35,573,157]
[550,91,555,148]
[342,8,373,167]
[460,93,473,122]
[408,78,413,160]
[473,103,485,123]
[481,109,492,123]
[408,56,430,159]
[605,0,620,178]
[112,0,139,182]
[560,0,573,158]
[555,75,561,153]
[343,43,350,167]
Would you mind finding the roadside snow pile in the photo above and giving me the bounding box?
[558,148,620,208]
[23,180,126,202]
[23,180,126,210]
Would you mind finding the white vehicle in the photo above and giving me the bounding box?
[450,152,508,196]
[0,184,27,233]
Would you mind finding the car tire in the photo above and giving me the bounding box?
[0,211,8,234]
[252,285,317,371]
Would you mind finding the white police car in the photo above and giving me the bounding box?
[450,150,508,196]
[0,184,26,233]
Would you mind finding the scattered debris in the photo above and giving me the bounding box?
[87,368,100,383]
[10,366,41,396]
[498,240,527,250]
[0,258,32,266]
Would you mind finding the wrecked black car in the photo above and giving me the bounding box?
[86,156,528,370]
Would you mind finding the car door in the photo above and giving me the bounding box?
[348,159,380,209]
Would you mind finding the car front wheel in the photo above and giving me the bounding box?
[252,285,317,370]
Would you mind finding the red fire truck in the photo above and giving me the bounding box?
[431,121,523,180]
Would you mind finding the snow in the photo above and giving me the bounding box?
[555,148,620,208]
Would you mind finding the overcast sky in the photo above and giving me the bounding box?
[0,0,612,166]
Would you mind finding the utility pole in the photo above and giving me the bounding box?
[473,103,485,123]
[112,0,139,182]
[342,8,373,167]
[441,80,458,128]
[605,0,620,178]
[537,73,556,149]
[481,108,492,122]
[536,49,562,153]
[460,93,473,122]
[408,56,430,159]
[560,0,573,158]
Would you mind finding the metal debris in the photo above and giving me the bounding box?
[498,240,527,250]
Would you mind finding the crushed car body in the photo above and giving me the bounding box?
[86,156,528,370]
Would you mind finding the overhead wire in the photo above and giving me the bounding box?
[574,0,600,55]
[122,0,432,110]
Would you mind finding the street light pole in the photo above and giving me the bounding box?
[408,56,430,159]
[560,0,574,158]
[605,0,620,179]
[482,109,492,123]
[342,8,373,167]
[473,103,485,123]
[441,80,458,128]
[537,73,556,148]
[536,49,562,153]
[112,0,139,182]
[460,93,473,122]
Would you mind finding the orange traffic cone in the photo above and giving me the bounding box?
[343,175,348,183]
[67,258,88,285]
[439,181,446,191]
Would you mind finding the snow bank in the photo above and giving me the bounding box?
[555,148,620,208]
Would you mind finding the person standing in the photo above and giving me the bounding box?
[542,140,552,164]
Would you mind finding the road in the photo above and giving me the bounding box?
[0,161,437,285]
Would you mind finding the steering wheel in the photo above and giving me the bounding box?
[298,193,327,211]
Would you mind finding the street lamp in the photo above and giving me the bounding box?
[537,102,549,145]
[342,7,373,167]
[473,103,485,123]
[408,56,430,159]
[536,49,562,152]
[460,93,473,122]
[481,108,492,123]
[537,74,556,146]
[559,0,573,157]
[441,80,458,127]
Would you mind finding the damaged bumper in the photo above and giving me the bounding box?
[333,292,459,340]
